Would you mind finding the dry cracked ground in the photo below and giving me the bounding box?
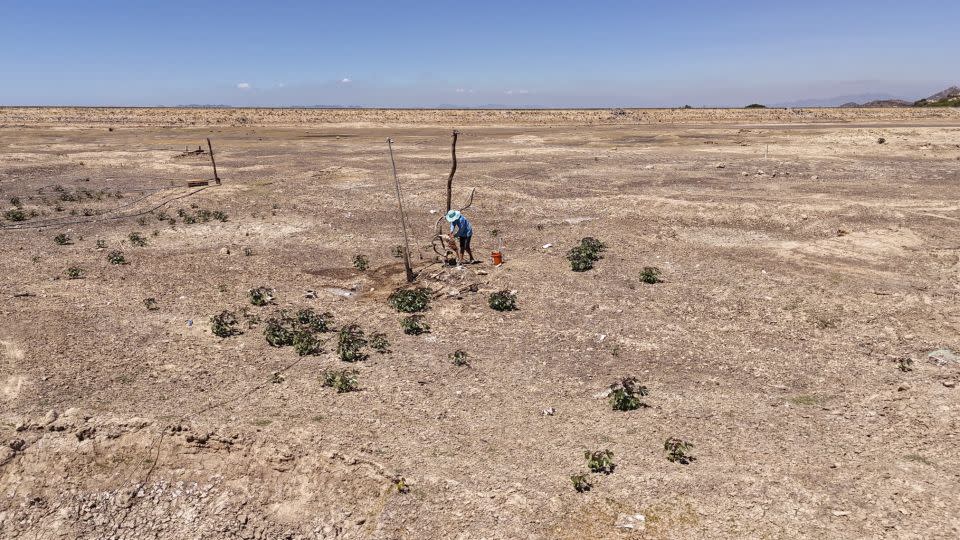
[0,107,959,539]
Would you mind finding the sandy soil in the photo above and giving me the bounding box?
[1,108,958,539]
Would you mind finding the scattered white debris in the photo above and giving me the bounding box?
[324,287,353,297]
[928,349,958,366]
[615,513,646,530]
[542,243,553,249]
[542,407,555,416]
[832,510,850,517]
[597,334,606,343]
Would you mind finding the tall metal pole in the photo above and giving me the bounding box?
[387,138,415,283]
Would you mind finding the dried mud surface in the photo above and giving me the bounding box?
[1,108,959,539]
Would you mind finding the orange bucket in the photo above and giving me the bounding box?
[491,251,503,265]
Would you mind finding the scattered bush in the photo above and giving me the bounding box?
[128,232,147,247]
[393,476,411,494]
[585,449,615,474]
[450,349,469,366]
[293,330,323,356]
[488,290,518,311]
[639,266,662,284]
[877,137,886,144]
[296,308,333,333]
[353,254,369,271]
[745,103,767,109]
[389,288,431,313]
[3,209,26,222]
[242,247,254,256]
[211,210,228,222]
[370,332,390,353]
[337,324,368,362]
[143,297,158,311]
[570,473,592,493]
[107,251,127,265]
[609,377,649,411]
[54,233,72,245]
[248,287,275,306]
[65,267,85,280]
[664,437,695,464]
[264,317,295,347]
[400,315,430,335]
[95,239,107,249]
[9,197,22,208]
[211,311,241,338]
[322,369,359,393]
[897,357,913,372]
[567,237,606,272]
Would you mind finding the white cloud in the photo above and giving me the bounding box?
[340,78,352,84]
[505,89,530,95]
[237,82,251,89]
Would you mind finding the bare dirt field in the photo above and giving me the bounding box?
[1,107,958,539]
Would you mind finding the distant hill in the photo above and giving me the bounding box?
[913,86,960,107]
[774,93,904,108]
[841,99,913,108]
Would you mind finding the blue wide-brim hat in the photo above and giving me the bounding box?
[445,210,461,223]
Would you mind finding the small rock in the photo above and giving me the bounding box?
[811,175,820,180]
[943,380,956,388]
[219,247,231,255]
[716,163,726,169]
[542,408,555,416]
[741,171,749,177]
[43,410,59,425]
[542,243,553,249]
[615,513,646,530]
[897,384,911,392]
[832,510,850,517]
[9,439,26,452]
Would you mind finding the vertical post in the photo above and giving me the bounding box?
[445,130,459,212]
[207,138,221,184]
[387,138,415,283]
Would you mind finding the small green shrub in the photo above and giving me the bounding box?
[639,266,662,284]
[389,288,431,313]
[322,369,359,393]
[664,437,695,464]
[54,233,72,245]
[337,324,368,362]
[296,308,332,333]
[400,315,430,335]
[370,332,390,353]
[95,239,106,249]
[143,298,158,311]
[107,251,127,265]
[65,267,85,280]
[9,197,22,208]
[585,449,615,474]
[450,349,469,366]
[128,232,147,247]
[567,237,606,272]
[393,476,411,494]
[570,473,592,493]
[211,311,241,338]
[488,290,518,311]
[211,210,228,222]
[3,209,27,222]
[264,317,295,347]
[353,254,369,271]
[897,357,913,372]
[609,377,649,411]
[248,287,275,306]
[293,330,323,356]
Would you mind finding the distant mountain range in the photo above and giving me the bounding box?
[829,86,960,108]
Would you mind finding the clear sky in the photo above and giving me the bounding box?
[1,0,956,107]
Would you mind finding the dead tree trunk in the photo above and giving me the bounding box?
[445,130,459,212]
[387,138,415,283]
[206,138,221,184]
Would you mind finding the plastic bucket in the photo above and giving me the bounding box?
[491,251,503,265]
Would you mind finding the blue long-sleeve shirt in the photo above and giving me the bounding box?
[450,215,473,238]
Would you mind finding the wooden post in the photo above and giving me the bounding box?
[445,130,459,212]
[207,138,221,184]
[387,138,415,283]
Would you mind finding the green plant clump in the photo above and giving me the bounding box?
[54,233,72,245]
[248,286,275,306]
[370,332,390,353]
[143,297,159,311]
[450,349,469,366]
[107,250,127,265]
[297,308,332,333]
[293,330,323,356]
[609,377,649,411]
[585,449,616,474]
[264,317,295,347]
[639,266,662,284]
[664,437,695,464]
[128,232,147,247]
[389,288,431,313]
[488,290,518,312]
[211,310,241,338]
[400,315,430,335]
[322,369,359,393]
[353,254,369,271]
[570,473,592,493]
[3,209,27,222]
[65,267,85,280]
[567,237,606,272]
[337,324,368,362]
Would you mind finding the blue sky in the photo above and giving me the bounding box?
[1,0,956,107]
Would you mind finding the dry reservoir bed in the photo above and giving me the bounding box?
[0,108,959,539]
